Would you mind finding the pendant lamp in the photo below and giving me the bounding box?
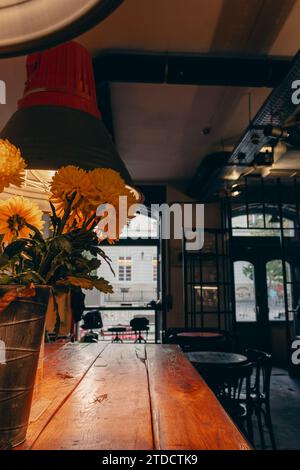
[0,0,123,58]
[0,41,142,202]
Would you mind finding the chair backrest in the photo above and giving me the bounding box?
[245,348,272,401]
[130,317,149,331]
[82,310,103,330]
[216,362,253,401]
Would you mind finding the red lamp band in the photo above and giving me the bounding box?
[18,42,101,119]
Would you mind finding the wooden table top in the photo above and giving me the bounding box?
[177,332,223,338]
[17,343,251,451]
[186,351,248,366]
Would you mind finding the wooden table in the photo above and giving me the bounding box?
[186,351,248,366]
[17,343,251,450]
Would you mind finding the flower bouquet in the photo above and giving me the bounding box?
[0,138,137,448]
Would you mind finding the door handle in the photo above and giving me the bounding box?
[256,305,260,318]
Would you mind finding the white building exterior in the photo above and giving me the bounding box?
[84,214,158,329]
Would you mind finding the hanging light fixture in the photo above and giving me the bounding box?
[0,0,123,58]
[269,214,281,224]
[0,41,142,203]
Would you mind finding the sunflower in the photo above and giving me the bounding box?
[50,165,92,216]
[0,139,26,193]
[0,196,44,244]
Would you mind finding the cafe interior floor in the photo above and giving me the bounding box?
[253,368,300,450]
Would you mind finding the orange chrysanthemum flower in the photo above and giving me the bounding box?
[0,139,26,193]
[50,165,92,211]
[87,168,127,208]
[0,196,44,244]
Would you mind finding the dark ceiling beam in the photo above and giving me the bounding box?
[93,51,292,88]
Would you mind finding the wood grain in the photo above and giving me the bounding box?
[16,343,251,451]
[146,344,251,450]
[31,344,153,450]
[17,342,108,450]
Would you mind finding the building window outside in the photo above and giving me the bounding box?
[118,257,132,281]
[152,256,158,282]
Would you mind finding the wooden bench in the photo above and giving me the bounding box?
[17,343,251,450]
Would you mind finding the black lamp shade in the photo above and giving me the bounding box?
[0,105,133,186]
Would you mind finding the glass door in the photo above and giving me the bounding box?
[234,253,271,351]
[234,249,294,355]
[266,260,292,322]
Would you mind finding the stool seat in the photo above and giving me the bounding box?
[108,327,127,333]
[107,327,127,343]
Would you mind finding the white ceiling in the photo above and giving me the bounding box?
[111,83,270,181]
[1,0,300,183]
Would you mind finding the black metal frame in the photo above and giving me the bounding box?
[230,176,300,360]
[183,205,234,332]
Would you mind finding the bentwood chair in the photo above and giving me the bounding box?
[216,362,254,443]
[245,349,276,450]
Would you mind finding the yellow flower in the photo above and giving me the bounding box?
[0,139,26,193]
[50,165,92,216]
[51,166,139,238]
[87,168,127,207]
[0,196,44,244]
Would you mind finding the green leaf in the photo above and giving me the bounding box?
[92,278,113,294]
[0,274,15,285]
[49,201,60,236]
[25,222,45,243]
[4,240,28,258]
[53,236,73,254]
[0,253,10,269]
[57,276,94,289]
[15,270,46,284]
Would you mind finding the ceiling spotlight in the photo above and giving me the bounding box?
[254,148,274,166]
[263,125,289,140]
[230,183,242,198]
[237,152,246,161]
[251,133,260,145]
[269,214,280,224]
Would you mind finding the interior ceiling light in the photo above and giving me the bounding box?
[263,124,289,140]
[224,166,241,181]
[0,0,123,58]
[0,41,142,203]
[253,148,274,166]
[230,183,242,198]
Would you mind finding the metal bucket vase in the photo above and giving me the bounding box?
[0,286,50,449]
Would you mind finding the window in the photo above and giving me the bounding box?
[120,213,158,239]
[118,257,132,281]
[232,212,295,237]
[234,261,257,322]
[152,256,158,282]
[266,260,292,321]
